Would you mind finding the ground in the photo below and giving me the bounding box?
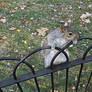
[0,0,92,92]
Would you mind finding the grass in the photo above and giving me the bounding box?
[0,0,92,92]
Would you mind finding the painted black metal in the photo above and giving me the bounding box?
[0,37,92,92]
[75,38,92,92]
[50,49,70,92]
[0,88,3,92]
[85,72,92,92]
[0,55,92,90]
[76,64,83,92]
[65,68,69,92]
[51,73,54,92]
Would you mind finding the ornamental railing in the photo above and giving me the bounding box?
[0,37,92,92]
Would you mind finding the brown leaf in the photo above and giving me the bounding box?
[20,4,26,10]
[14,7,18,10]
[18,52,33,58]
[1,1,5,7]
[0,17,7,23]
[0,36,7,42]
[2,36,7,40]
[37,27,48,36]
[76,50,83,57]
[19,52,27,56]
[9,25,16,31]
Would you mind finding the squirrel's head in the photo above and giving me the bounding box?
[60,25,80,44]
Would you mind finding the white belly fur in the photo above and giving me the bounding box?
[44,49,69,68]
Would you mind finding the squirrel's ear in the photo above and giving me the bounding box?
[60,25,64,32]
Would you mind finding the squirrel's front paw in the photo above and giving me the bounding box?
[51,44,55,50]
[51,40,56,49]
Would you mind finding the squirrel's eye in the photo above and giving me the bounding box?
[69,32,72,36]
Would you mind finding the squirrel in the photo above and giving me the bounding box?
[41,25,80,68]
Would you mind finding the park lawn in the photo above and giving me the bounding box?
[0,0,92,92]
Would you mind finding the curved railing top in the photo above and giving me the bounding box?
[0,36,92,92]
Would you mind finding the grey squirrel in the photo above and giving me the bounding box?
[41,25,80,68]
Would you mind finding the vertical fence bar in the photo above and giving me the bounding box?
[13,61,40,92]
[0,88,3,92]
[85,72,92,92]
[49,42,72,92]
[51,73,54,92]
[65,68,69,92]
[12,47,54,92]
[25,62,40,92]
[34,77,40,92]
[62,51,69,92]
[16,83,23,92]
[76,64,83,92]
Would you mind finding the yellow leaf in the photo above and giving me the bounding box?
[9,25,16,31]
[37,27,48,36]
[24,40,27,44]
[17,29,21,32]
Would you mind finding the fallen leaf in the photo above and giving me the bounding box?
[69,5,72,10]
[17,29,21,32]
[80,12,92,19]
[1,1,5,7]
[83,84,85,87]
[23,40,27,44]
[76,50,83,57]
[30,17,34,20]
[0,17,7,23]
[2,36,7,40]
[88,4,92,8]
[78,6,81,9]
[14,7,18,10]
[19,51,33,58]
[19,52,27,56]
[84,19,91,23]
[64,22,69,26]
[72,86,75,90]
[85,12,92,17]
[7,2,12,6]
[80,14,87,19]
[67,19,72,23]
[9,25,16,31]
[20,4,26,10]
[80,12,92,23]
[37,27,48,36]
[59,20,65,24]
[23,19,29,23]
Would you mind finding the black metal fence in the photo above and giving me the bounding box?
[0,37,92,92]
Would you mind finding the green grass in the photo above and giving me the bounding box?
[0,0,92,92]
